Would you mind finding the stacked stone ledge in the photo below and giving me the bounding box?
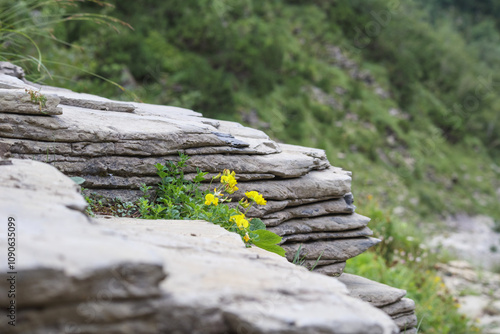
[0,63,417,333]
[1,158,402,334]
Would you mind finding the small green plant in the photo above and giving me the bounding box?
[292,244,307,267]
[137,153,286,257]
[25,88,47,111]
[292,245,323,271]
[84,190,140,218]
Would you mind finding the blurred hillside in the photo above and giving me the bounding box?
[3,0,499,225]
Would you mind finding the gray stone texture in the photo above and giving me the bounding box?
[312,262,347,277]
[0,65,416,333]
[0,62,25,79]
[268,213,371,235]
[282,238,381,262]
[380,298,416,316]
[0,88,62,115]
[0,159,400,334]
[338,273,407,308]
[339,274,418,333]
[280,226,373,243]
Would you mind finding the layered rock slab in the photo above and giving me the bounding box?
[5,142,329,178]
[0,89,366,280]
[0,66,417,332]
[0,88,62,115]
[338,274,418,333]
[0,83,371,274]
[282,238,381,262]
[97,218,399,334]
[0,159,400,334]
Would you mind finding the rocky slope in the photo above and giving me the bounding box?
[0,158,401,334]
[0,62,417,333]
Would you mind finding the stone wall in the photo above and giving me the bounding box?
[0,63,417,333]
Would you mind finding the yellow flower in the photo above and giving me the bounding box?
[230,214,249,229]
[204,193,219,206]
[243,234,250,242]
[245,191,267,205]
[221,174,237,187]
[221,169,238,194]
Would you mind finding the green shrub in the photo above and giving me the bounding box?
[135,153,285,257]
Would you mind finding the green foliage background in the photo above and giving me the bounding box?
[3,1,500,332]
[11,0,497,225]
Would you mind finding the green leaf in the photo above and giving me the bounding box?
[193,170,209,183]
[252,229,286,257]
[154,163,164,171]
[249,218,266,231]
[70,176,86,185]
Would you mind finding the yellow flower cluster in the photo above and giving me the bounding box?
[204,193,219,206]
[245,191,267,205]
[203,169,268,245]
[230,214,249,229]
[221,169,238,194]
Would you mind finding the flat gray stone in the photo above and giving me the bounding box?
[10,299,157,328]
[132,102,203,117]
[186,144,330,178]
[232,168,352,201]
[380,298,416,316]
[7,140,265,158]
[59,96,136,112]
[78,173,351,205]
[0,159,86,211]
[268,213,371,235]
[79,173,276,189]
[0,106,282,155]
[280,226,373,243]
[0,106,221,142]
[263,196,356,226]
[0,73,35,89]
[0,62,25,79]
[0,161,166,309]
[392,312,418,331]
[95,218,399,334]
[183,143,281,155]
[282,237,380,261]
[0,89,62,115]
[82,188,144,202]
[40,86,136,112]
[75,175,160,189]
[313,262,346,277]
[338,274,408,307]
[1,316,159,334]
[6,142,329,178]
[233,197,337,218]
[301,259,343,268]
[215,119,282,154]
